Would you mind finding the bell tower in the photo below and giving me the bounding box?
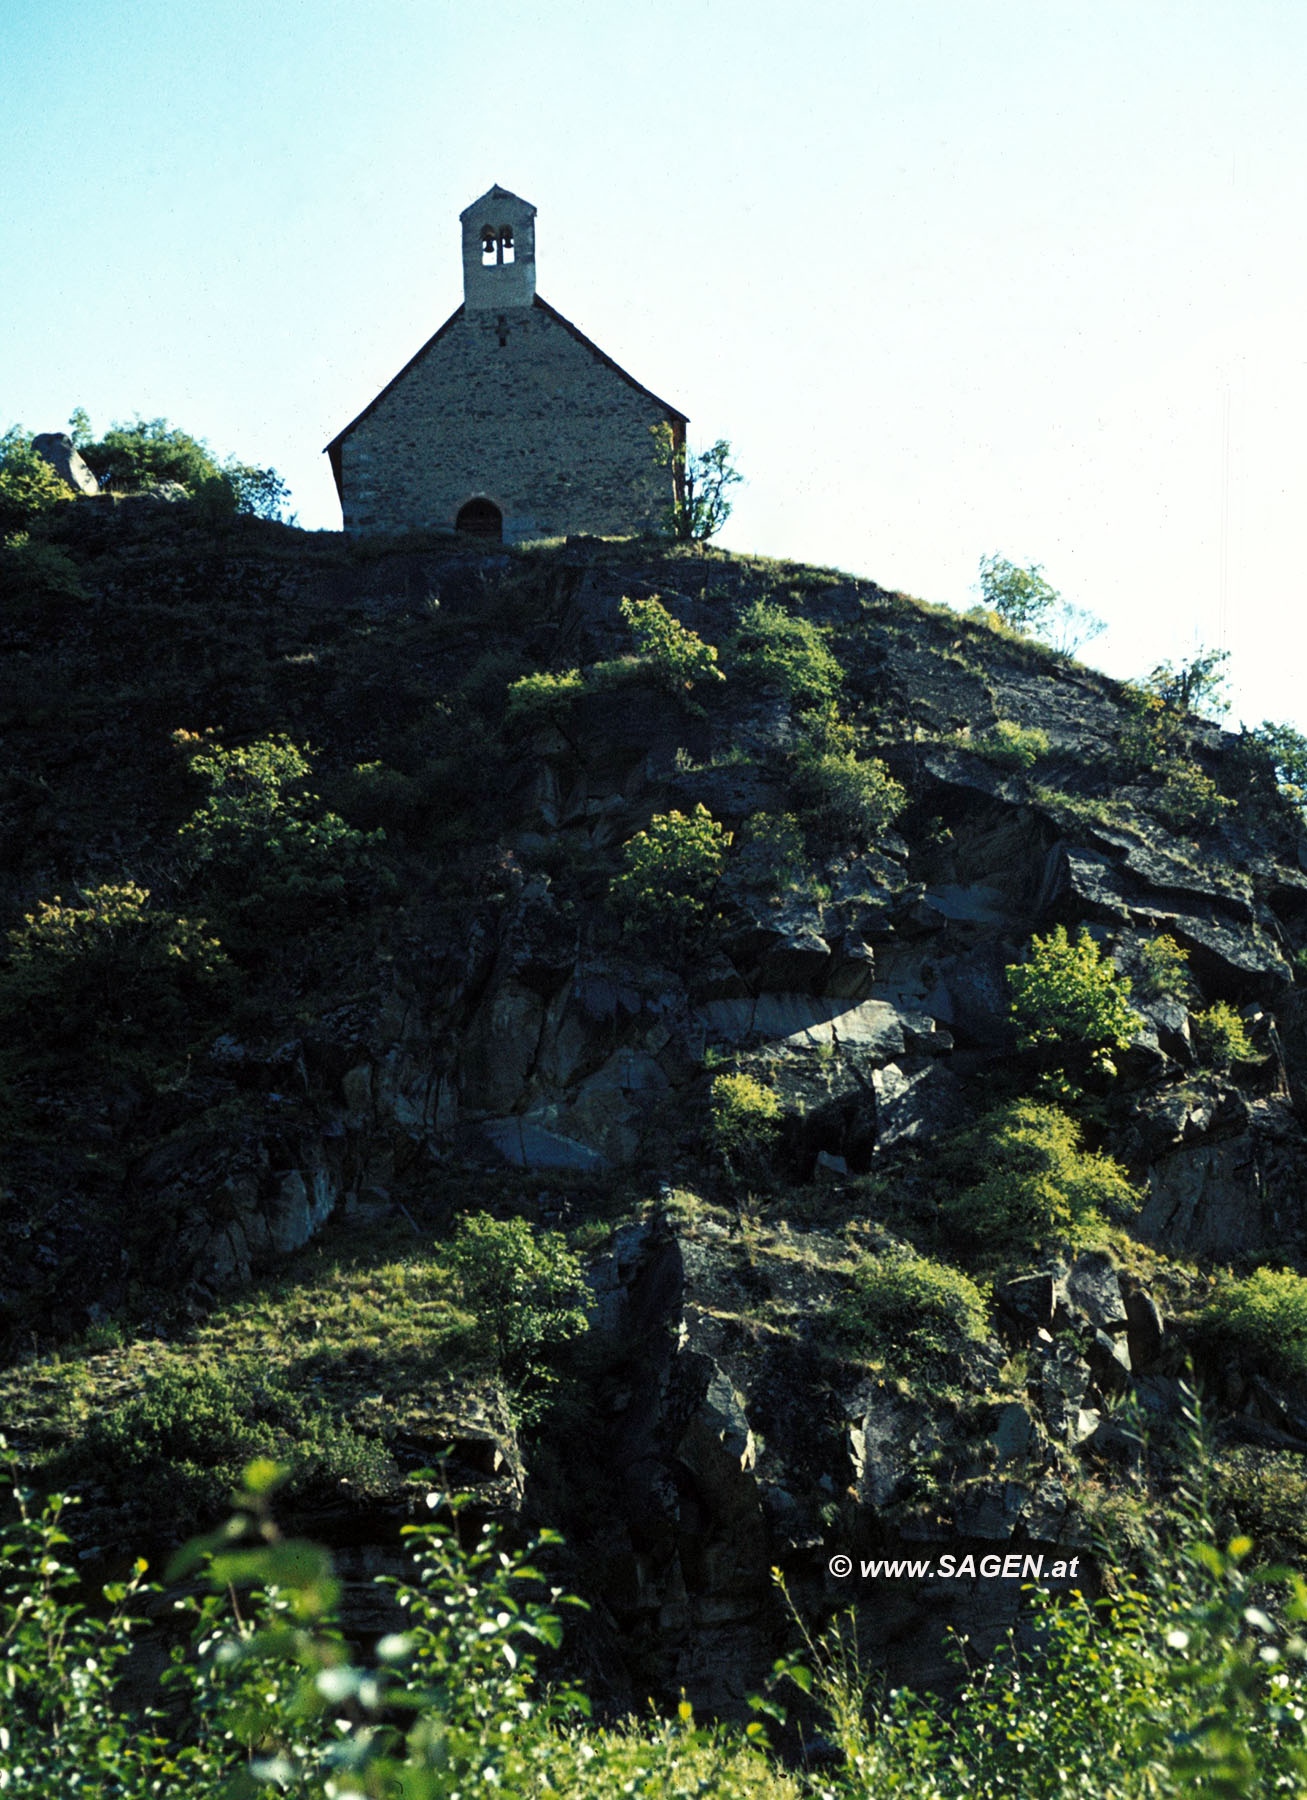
[460,184,537,312]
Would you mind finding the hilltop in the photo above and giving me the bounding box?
[4,494,1307,1751]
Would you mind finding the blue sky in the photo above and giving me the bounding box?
[3,1,1304,727]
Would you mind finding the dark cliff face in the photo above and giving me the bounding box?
[3,500,1307,1709]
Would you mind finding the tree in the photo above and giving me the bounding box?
[977,554,1060,634]
[1142,646,1231,717]
[652,423,741,542]
[1249,720,1307,810]
[75,413,294,521]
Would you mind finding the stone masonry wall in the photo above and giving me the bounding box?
[339,303,676,540]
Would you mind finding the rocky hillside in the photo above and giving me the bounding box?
[3,493,1307,1716]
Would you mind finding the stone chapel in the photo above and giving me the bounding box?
[325,185,687,541]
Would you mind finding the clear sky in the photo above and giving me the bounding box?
[3,2,1304,728]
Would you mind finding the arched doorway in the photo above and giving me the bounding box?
[455,497,503,541]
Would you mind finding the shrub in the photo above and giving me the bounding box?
[1115,682,1182,774]
[174,731,385,930]
[1198,1267,1307,1388]
[974,718,1050,770]
[1215,1450,1307,1561]
[0,883,229,1074]
[332,758,425,833]
[0,427,74,537]
[832,1251,988,1369]
[0,535,86,608]
[608,804,731,945]
[977,554,1060,634]
[730,598,843,708]
[1143,646,1231,717]
[1136,932,1191,1000]
[73,1362,391,1525]
[1192,1000,1257,1072]
[1151,758,1235,833]
[791,748,905,847]
[1249,719,1307,813]
[942,1100,1139,1249]
[504,667,586,726]
[1007,924,1137,1077]
[651,424,742,541]
[72,414,293,519]
[708,1070,782,1180]
[81,416,218,490]
[619,594,725,694]
[446,1214,589,1377]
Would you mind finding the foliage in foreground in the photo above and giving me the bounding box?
[6,1415,1307,1799]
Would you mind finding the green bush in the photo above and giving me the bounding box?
[1249,720,1307,813]
[974,718,1050,770]
[332,759,426,833]
[1151,759,1235,833]
[791,747,905,847]
[446,1214,588,1378]
[504,667,587,726]
[1192,1001,1257,1072]
[77,415,292,519]
[619,594,725,694]
[1136,932,1191,1000]
[174,731,385,931]
[832,1251,988,1369]
[730,598,843,708]
[708,1070,782,1180]
[5,1439,1307,1795]
[1199,1267,1307,1388]
[977,554,1060,634]
[942,1100,1139,1249]
[1215,1450,1307,1561]
[0,883,229,1075]
[1143,646,1231,717]
[0,535,86,608]
[1007,924,1137,1077]
[72,1363,391,1526]
[608,804,731,945]
[0,427,74,537]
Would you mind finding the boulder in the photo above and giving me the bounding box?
[848,1389,930,1507]
[1124,1287,1165,1372]
[696,994,907,1058]
[31,432,99,496]
[1062,1252,1129,1336]
[871,1059,970,1148]
[1138,1106,1307,1255]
